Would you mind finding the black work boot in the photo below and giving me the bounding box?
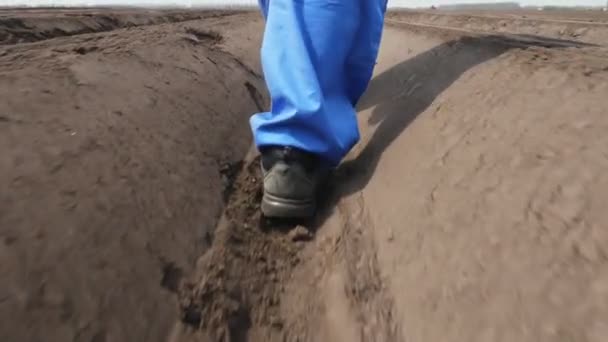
[260,146,329,218]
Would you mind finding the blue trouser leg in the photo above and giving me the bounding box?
[345,0,389,106]
[252,0,387,166]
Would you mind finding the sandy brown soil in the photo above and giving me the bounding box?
[2,7,608,342]
[281,27,608,342]
[0,11,265,342]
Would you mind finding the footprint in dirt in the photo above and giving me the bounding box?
[177,157,319,341]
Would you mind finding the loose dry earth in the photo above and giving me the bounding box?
[1,8,608,342]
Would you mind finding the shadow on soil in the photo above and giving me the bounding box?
[312,33,592,228]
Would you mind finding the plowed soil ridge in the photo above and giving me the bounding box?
[0,8,238,45]
[0,13,266,342]
[388,10,608,46]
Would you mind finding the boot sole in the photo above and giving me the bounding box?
[261,193,316,218]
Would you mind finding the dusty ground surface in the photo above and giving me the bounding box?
[2,7,608,342]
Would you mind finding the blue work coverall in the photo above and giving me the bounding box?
[251,0,388,166]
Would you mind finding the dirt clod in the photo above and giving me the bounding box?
[289,226,313,242]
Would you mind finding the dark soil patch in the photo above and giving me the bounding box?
[178,157,312,341]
